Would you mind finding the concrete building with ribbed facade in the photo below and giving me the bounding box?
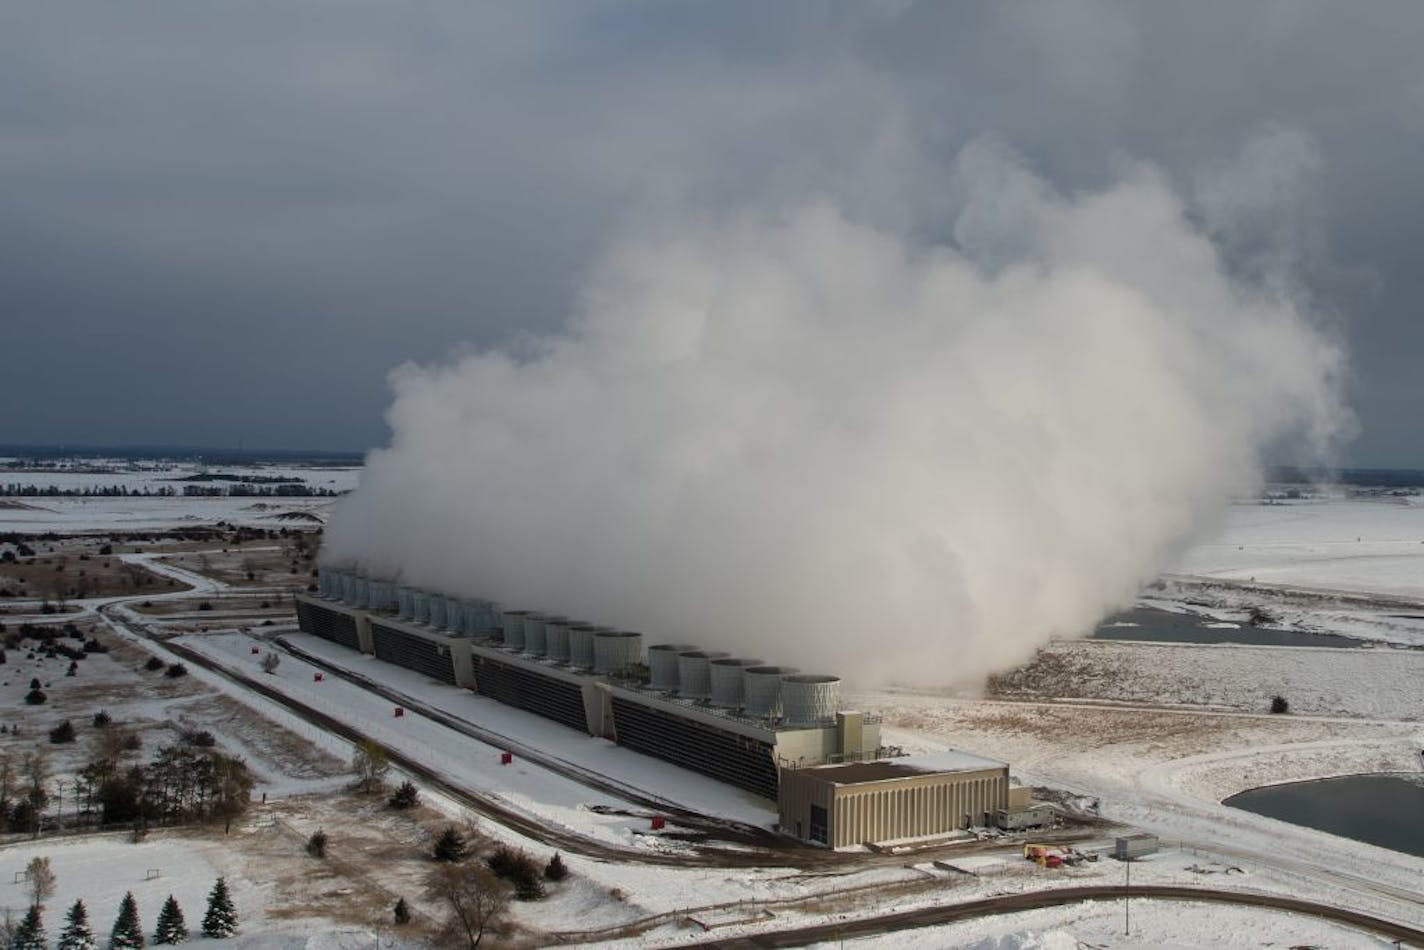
[777,751,1010,847]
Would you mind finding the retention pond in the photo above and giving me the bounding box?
[1223,773,1424,859]
[1092,606,1364,648]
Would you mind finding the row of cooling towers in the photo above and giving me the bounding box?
[318,566,842,725]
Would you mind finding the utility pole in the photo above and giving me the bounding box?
[1124,858,1131,936]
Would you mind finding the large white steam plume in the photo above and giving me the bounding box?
[324,142,1347,688]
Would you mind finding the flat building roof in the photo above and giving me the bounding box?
[797,750,1006,785]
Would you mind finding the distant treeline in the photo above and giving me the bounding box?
[1267,466,1424,488]
[166,472,305,484]
[0,443,364,466]
[2,483,342,497]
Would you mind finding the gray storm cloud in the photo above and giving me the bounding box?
[324,143,1347,688]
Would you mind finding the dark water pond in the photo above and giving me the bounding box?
[1224,773,1424,858]
[1092,606,1363,648]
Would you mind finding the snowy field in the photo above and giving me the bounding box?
[1171,496,1424,596]
[1156,496,1424,647]
[3,479,1423,946]
[0,459,357,532]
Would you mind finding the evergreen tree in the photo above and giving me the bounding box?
[201,877,236,938]
[58,898,98,950]
[12,904,46,950]
[392,897,410,926]
[109,892,143,949]
[432,826,466,862]
[152,895,187,945]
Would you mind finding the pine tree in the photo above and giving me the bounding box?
[12,904,46,950]
[392,897,410,925]
[58,899,98,950]
[109,892,144,949]
[201,877,236,938]
[152,895,187,945]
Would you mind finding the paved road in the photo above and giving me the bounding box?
[697,884,1424,948]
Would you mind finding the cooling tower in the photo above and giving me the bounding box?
[471,599,500,634]
[709,657,763,708]
[567,623,597,668]
[523,613,548,656]
[677,650,729,700]
[780,674,841,725]
[457,599,483,634]
[593,630,643,674]
[317,570,332,598]
[396,586,414,620]
[446,597,467,634]
[369,579,397,611]
[338,572,356,605]
[648,643,697,691]
[544,616,571,663]
[427,593,448,629]
[743,666,798,718]
[500,610,529,650]
[411,591,430,625]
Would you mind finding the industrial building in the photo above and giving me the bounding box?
[777,751,1012,847]
[301,566,1033,844]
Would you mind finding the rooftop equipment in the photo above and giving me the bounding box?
[369,580,397,612]
[357,575,375,609]
[427,593,448,630]
[411,590,430,625]
[339,572,356,605]
[397,586,415,621]
[677,650,730,700]
[523,613,549,656]
[648,643,697,691]
[743,666,798,718]
[500,610,530,650]
[709,657,764,708]
[780,674,841,725]
[567,623,598,668]
[545,616,571,663]
[466,599,499,634]
[594,630,644,674]
[446,597,467,634]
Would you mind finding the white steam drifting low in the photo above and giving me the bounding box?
[325,144,1347,687]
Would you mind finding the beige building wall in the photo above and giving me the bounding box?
[779,766,1010,848]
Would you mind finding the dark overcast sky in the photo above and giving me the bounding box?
[3,2,1422,466]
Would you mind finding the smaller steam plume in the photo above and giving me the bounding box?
[324,141,1347,688]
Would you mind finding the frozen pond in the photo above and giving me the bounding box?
[1093,606,1365,648]
[1223,773,1424,859]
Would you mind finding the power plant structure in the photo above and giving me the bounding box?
[302,567,884,800]
[301,565,1032,844]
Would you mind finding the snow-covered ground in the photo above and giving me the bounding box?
[0,460,357,532]
[1171,496,1424,596]
[1156,496,1424,647]
[832,898,1403,949]
[4,482,1424,946]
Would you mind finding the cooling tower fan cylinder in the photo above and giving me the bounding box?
[545,616,571,663]
[427,593,448,629]
[523,614,549,656]
[742,666,798,718]
[780,674,841,725]
[676,650,729,700]
[567,623,597,668]
[593,630,643,674]
[648,643,697,691]
[709,657,763,708]
[500,610,529,650]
